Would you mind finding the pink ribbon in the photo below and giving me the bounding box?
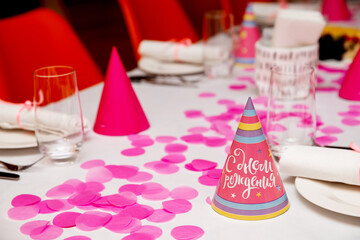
[16,100,33,130]
[172,38,192,62]
[349,142,360,153]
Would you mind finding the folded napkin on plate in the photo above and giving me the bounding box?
[0,101,91,134]
[279,145,360,186]
[272,9,326,48]
[138,40,223,64]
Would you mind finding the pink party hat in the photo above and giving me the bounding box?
[212,97,289,220]
[93,47,150,136]
[321,0,351,21]
[339,49,360,101]
[234,3,261,67]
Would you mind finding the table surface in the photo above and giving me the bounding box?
[1,67,360,240]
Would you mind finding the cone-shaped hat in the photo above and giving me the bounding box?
[93,47,150,135]
[212,97,289,220]
[339,49,360,101]
[322,0,351,22]
[235,3,261,67]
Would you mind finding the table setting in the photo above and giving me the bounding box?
[1,1,360,240]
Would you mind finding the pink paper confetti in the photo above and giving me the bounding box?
[68,191,100,206]
[155,136,177,143]
[107,192,137,207]
[20,220,50,235]
[268,123,287,132]
[8,204,39,220]
[122,204,154,220]
[161,154,186,164]
[83,182,105,193]
[164,143,188,153]
[206,168,222,179]
[146,209,175,223]
[349,104,360,110]
[187,126,209,133]
[122,232,155,240]
[119,184,143,196]
[162,199,192,214]
[76,211,112,231]
[132,225,162,239]
[204,136,227,147]
[38,201,58,214]
[142,188,170,201]
[144,161,180,174]
[85,166,113,183]
[198,92,215,98]
[320,126,343,134]
[190,159,217,171]
[53,212,81,228]
[127,171,153,182]
[63,236,91,240]
[30,225,63,240]
[103,213,133,233]
[198,175,219,186]
[128,134,150,141]
[11,194,41,207]
[315,135,338,146]
[236,76,255,84]
[184,110,203,118]
[131,138,155,147]
[46,199,73,211]
[338,110,360,117]
[180,134,204,144]
[228,84,247,90]
[171,225,204,240]
[206,196,212,205]
[63,179,86,192]
[80,159,105,169]
[106,218,142,234]
[121,148,145,156]
[341,118,360,126]
[170,186,198,200]
[46,184,75,198]
[106,165,139,179]
[217,99,236,105]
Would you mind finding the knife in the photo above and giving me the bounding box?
[0,171,20,180]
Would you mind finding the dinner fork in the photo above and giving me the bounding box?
[0,155,45,171]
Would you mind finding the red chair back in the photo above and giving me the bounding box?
[220,0,249,25]
[0,8,103,103]
[117,0,199,60]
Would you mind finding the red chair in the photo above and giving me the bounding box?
[0,7,103,103]
[117,0,199,60]
[220,0,249,26]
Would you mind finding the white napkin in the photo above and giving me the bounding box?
[138,40,224,64]
[0,101,91,134]
[272,9,326,48]
[279,145,360,186]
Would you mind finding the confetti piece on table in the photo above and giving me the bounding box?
[144,161,180,174]
[315,135,338,146]
[103,213,133,233]
[170,186,198,200]
[127,171,153,182]
[338,110,360,117]
[217,99,236,105]
[341,118,360,126]
[106,165,139,179]
[75,211,112,231]
[184,110,203,118]
[107,192,137,207]
[63,236,91,240]
[38,201,58,214]
[349,104,360,110]
[236,76,255,84]
[180,134,204,144]
[164,143,188,153]
[187,126,209,133]
[205,197,212,205]
[204,136,227,147]
[30,225,63,240]
[162,199,192,214]
[20,220,50,235]
[161,154,186,164]
[11,194,41,207]
[131,138,155,147]
[45,199,73,211]
[118,184,143,195]
[82,182,105,193]
[80,160,105,169]
[63,179,86,192]
[106,218,142,234]
[229,84,247,90]
[85,166,113,183]
[206,169,222,179]
[146,209,175,223]
[198,92,216,98]
[198,175,219,186]
[142,189,170,201]
[122,232,155,240]
[190,159,217,171]
[8,205,40,220]
[132,225,162,239]
[155,136,177,143]
[122,204,154,219]
[171,225,204,240]
[53,212,81,228]
[121,148,145,156]
[46,184,76,198]
[320,126,343,134]
[68,191,101,206]
[128,134,151,141]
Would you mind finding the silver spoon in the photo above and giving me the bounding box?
[0,155,45,171]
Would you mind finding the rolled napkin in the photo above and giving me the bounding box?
[280,145,360,186]
[138,40,224,64]
[272,9,326,48]
[0,100,91,134]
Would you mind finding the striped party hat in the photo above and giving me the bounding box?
[212,97,289,220]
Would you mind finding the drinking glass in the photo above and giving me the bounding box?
[266,64,316,159]
[203,10,235,79]
[33,66,84,163]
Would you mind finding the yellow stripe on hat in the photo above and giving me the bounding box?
[212,203,289,220]
[238,122,261,131]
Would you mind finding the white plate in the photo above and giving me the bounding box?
[295,177,360,217]
[0,128,37,149]
[138,57,204,75]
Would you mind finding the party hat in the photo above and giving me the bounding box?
[212,97,289,220]
[93,47,150,136]
[234,3,261,68]
[321,0,351,22]
[339,49,360,101]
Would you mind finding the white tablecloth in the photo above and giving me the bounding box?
[0,67,359,240]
